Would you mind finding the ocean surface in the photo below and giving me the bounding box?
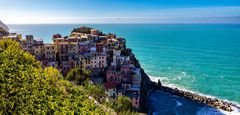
[8,24,240,114]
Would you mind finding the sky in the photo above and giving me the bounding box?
[0,0,240,24]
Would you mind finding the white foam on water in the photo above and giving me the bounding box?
[197,106,240,115]
[149,74,233,99]
[148,74,170,82]
[181,72,186,76]
[220,106,240,115]
[196,106,225,115]
[149,74,212,98]
[176,101,183,107]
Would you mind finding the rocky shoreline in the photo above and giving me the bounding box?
[152,82,240,112]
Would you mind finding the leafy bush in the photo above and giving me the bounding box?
[106,96,135,114]
[85,83,107,104]
[66,68,90,85]
[0,39,107,114]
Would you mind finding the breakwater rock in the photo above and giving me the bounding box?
[153,82,239,112]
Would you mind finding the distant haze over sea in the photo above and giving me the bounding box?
[8,24,240,103]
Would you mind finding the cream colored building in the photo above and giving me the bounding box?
[90,48,107,69]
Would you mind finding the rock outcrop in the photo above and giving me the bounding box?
[0,20,9,32]
[0,20,9,38]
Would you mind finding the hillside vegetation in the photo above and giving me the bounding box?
[0,39,107,114]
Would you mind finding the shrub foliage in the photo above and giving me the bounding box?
[0,39,106,114]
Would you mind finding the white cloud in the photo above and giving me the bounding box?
[1,6,240,24]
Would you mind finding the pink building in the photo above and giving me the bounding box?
[121,64,134,82]
[106,68,122,85]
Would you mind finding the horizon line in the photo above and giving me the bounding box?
[6,22,240,25]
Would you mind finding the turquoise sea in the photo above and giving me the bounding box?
[8,24,240,113]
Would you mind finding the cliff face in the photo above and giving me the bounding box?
[0,20,9,32]
[0,20,9,38]
[140,69,153,113]
[131,54,153,113]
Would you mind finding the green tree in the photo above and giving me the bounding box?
[106,96,137,114]
[66,68,90,85]
[85,83,107,103]
[115,96,134,112]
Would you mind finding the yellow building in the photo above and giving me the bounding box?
[53,37,69,61]
[33,44,45,60]
[68,37,79,59]
[44,44,56,61]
